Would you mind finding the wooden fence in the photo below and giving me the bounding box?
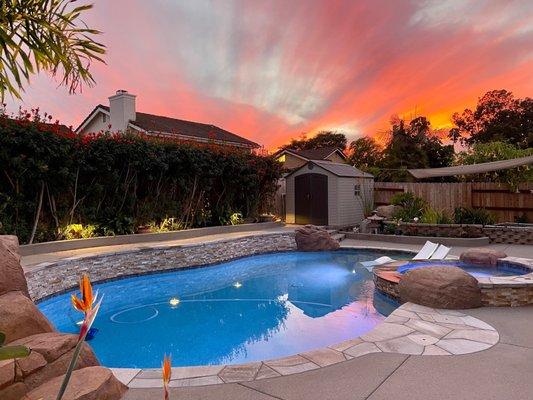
[374,182,533,223]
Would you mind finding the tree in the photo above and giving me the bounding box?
[281,131,347,151]
[454,142,533,189]
[378,116,453,181]
[452,90,533,149]
[0,0,105,99]
[448,127,461,144]
[347,136,383,170]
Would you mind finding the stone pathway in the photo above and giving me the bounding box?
[112,302,499,388]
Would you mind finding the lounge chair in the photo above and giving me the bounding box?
[429,244,451,260]
[360,241,443,268]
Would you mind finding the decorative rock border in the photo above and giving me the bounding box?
[110,302,499,388]
[374,257,533,307]
[26,232,297,301]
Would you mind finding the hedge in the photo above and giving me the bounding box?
[0,110,282,243]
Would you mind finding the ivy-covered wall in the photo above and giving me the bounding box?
[0,113,281,243]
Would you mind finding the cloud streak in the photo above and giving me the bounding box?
[5,0,533,149]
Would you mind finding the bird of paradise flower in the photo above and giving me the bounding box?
[56,274,103,400]
[162,354,172,400]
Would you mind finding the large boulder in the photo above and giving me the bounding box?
[0,291,55,342]
[25,366,127,400]
[398,266,482,309]
[10,333,99,391]
[374,205,400,219]
[0,235,29,298]
[295,225,340,251]
[460,248,507,267]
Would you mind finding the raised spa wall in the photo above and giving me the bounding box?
[374,257,533,307]
[27,232,297,301]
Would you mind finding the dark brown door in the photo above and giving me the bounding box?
[295,173,328,225]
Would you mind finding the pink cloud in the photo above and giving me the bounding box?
[4,0,532,150]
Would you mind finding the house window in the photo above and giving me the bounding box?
[102,114,107,123]
[354,184,361,197]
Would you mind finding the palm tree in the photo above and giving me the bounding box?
[0,0,105,99]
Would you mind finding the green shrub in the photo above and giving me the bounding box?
[420,208,452,224]
[391,192,428,221]
[0,110,281,243]
[454,207,495,225]
[62,224,97,240]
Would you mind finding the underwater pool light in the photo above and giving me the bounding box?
[169,298,180,306]
[233,281,243,288]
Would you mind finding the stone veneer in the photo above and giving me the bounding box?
[26,232,296,301]
[374,257,533,307]
[392,222,533,245]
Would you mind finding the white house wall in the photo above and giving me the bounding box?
[79,111,110,134]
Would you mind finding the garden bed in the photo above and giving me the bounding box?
[388,222,533,245]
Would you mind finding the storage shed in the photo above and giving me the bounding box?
[285,160,374,227]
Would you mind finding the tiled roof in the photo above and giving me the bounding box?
[275,146,346,160]
[77,105,259,148]
[292,147,346,160]
[131,112,259,148]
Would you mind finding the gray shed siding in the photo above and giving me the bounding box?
[285,163,373,227]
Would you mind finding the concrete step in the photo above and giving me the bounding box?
[326,229,338,235]
[331,233,346,242]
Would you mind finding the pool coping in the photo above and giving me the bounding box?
[110,302,500,388]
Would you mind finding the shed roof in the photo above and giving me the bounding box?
[408,155,533,179]
[287,160,373,178]
[274,146,346,161]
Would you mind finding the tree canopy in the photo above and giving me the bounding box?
[280,131,347,151]
[347,137,383,170]
[366,116,454,181]
[452,89,533,149]
[0,0,105,99]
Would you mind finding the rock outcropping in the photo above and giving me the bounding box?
[295,225,340,251]
[398,266,482,309]
[460,248,507,267]
[0,235,30,297]
[0,235,127,400]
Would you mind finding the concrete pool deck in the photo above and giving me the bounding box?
[121,305,533,400]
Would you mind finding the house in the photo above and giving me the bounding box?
[75,90,260,150]
[284,160,374,227]
[273,147,347,170]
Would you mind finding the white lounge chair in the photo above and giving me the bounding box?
[360,241,443,268]
[429,244,451,260]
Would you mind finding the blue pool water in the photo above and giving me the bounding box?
[38,250,404,368]
[397,261,527,278]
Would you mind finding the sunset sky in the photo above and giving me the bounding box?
[5,0,533,150]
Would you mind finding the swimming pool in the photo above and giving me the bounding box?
[397,260,529,278]
[38,250,404,368]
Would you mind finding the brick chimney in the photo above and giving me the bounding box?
[108,90,136,132]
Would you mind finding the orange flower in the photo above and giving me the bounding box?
[71,274,94,314]
[162,354,172,400]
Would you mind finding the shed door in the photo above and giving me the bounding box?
[295,173,328,225]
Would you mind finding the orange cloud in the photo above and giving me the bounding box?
[5,0,532,151]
